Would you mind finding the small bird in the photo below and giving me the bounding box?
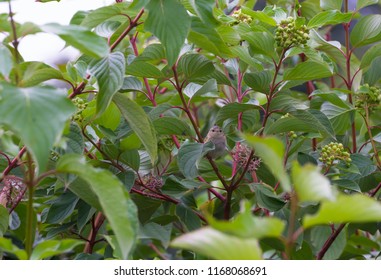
[204,125,227,159]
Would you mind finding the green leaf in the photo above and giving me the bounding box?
[30,239,83,260]
[125,61,164,78]
[80,3,131,28]
[153,117,192,136]
[183,79,218,99]
[178,141,214,179]
[356,0,378,10]
[229,46,264,70]
[171,227,262,260]
[41,23,109,58]
[121,77,143,92]
[0,237,28,260]
[292,162,336,202]
[185,0,219,27]
[244,71,273,94]
[188,17,232,58]
[284,61,333,81]
[320,102,355,135]
[311,226,346,260]
[176,204,202,231]
[0,83,75,173]
[56,154,138,259]
[0,205,8,237]
[303,194,381,228]
[360,43,381,69]
[265,116,319,134]
[46,192,79,224]
[13,62,63,87]
[145,0,191,66]
[294,109,336,139]
[244,135,291,192]
[208,201,285,239]
[307,11,352,28]
[0,44,12,78]
[178,54,215,81]
[242,32,276,59]
[89,52,125,115]
[364,56,381,85]
[215,103,261,125]
[113,93,157,165]
[241,7,277,26]
[320,0,343,10]
[350,14,381,47]
[251,184,286,211]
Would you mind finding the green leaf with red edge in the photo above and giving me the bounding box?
[145,0,191,66]
[0,83,75,174]
[89,51,125,115]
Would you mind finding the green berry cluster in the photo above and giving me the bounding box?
[50,150,60,162]
[231,9,253,24]
[319,142,351,166]
[72,97,88,122]
[354,84,381,111]
[275,17,310,48]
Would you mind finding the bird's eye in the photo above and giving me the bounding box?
[219,129,222,132]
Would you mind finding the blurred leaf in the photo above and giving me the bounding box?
[113,93,157,165]
[0,44,12,78]
[292,162,336,202]
[13,62,63,87]
[0,83,75,173]
[171,227,262,260]
[304,194,381,228]
[0,237,28,260]
[244,135,291,192]
[307,11,352,28]
[145,0,191,66]
[30,239,83,260]
[284,61,333,81]
[208,201,285,239]
[360,42,381,69]
[320,0,343,10]
[350,14,381,47]
[41,23,109,58]
[57,154,138,259]
[0,205,8,237]
[90,52,125,115]
[356,0,379,10]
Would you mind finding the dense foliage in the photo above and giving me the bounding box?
[1,0,381,260]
